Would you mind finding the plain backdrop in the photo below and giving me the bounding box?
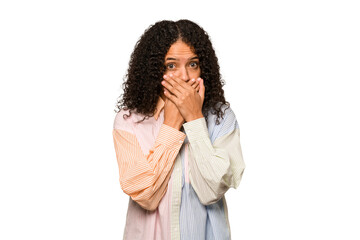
[1,0,359,239]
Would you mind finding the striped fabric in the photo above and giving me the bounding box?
[112,96,246,240]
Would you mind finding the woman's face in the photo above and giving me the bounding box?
[163,39,201,83]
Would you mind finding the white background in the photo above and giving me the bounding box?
[1,0,359,239]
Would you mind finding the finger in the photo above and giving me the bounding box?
[184,77,199,94]
[163,90,178,105]
[165,74,185,91]
[199,78,205,99]
[163,74,184,95]
[192,81,199,92]
[162,78,182,97]
[168,73,192,91]
[189,77,200,91]
[190,78,198,88]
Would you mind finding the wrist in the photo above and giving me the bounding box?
[163,120,183,130]
[185,113,204,122]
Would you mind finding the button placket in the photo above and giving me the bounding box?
[184,143,190,183]
[170,154,182,240]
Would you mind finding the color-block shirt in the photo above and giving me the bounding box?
[112,96,246,240]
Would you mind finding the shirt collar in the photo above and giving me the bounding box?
[154,96,165,120]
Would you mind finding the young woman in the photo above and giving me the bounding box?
[113,19,246,240]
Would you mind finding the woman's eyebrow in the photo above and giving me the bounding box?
[165,56,199,61]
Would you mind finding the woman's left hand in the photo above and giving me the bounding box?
[162,73,205,122]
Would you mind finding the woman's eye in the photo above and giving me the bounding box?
[190,62,198,68]
[167,63,175,69]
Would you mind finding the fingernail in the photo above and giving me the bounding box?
[169,73,173,77]
[197,78,201,81]
[163,75,167,79]
[192,78,195,82]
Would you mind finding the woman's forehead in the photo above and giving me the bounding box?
[165,40,197,60]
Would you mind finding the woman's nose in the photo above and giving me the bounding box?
[178,68,190,82]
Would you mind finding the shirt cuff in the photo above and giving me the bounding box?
[182,117,209,142]
[156,123,186,148]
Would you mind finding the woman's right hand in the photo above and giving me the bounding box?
[163,78,200,130]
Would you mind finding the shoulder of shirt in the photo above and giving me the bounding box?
[113,109,136,130]
[207,102,239,141]
[207,102,237,124]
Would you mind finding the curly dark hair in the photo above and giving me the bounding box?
[114,19,230,125]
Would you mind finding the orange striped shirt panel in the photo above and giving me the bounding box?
[113,122,186,211]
